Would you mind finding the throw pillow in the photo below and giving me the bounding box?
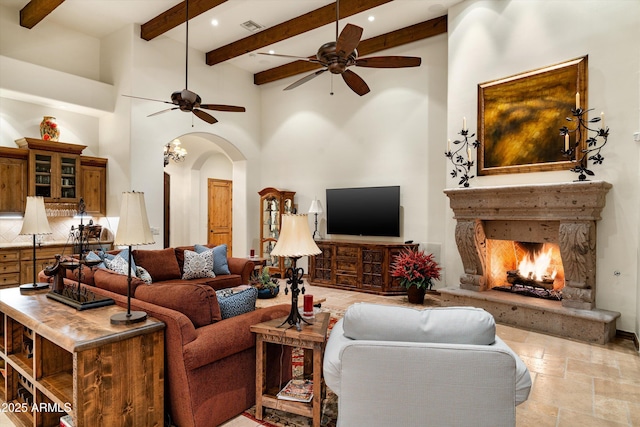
[182,250,216,280]
[216,287,258,319]
[133,248,182,282]
[136,266,153,284]
[195,244,231,275]
[85,251,106,269]
[105,254,136,277]
[117,247,137,272]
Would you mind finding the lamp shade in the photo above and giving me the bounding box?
[19,196,52,236]
[270,214,321,257]
[114,192,155,246]
[308,199,323,214]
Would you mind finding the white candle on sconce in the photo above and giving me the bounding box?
[564,133,569,151]
[575,92,580,110]
[467,146,472,159]
[462,117,467,131]
[447,139,451,152]
[600,111,605,129]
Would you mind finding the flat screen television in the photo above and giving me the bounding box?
[326,186,400,237]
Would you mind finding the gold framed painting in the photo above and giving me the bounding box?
[477,56,588,175]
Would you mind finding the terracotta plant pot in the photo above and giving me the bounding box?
[406,285,426,304]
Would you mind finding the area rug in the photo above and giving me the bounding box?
[242,307,343,427]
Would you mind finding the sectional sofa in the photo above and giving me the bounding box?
[39,245,293,427]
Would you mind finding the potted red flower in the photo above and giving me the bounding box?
[391,249,441,304]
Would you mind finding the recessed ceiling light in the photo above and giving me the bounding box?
[211,18,219,26]
[368,15,375,22]
[268,50,275,55]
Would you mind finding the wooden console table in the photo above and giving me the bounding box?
[0,288,164,427]
[251,312,330,427]
[308,240,418,295]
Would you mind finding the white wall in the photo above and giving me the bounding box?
[0,5,101,81]
[125,29,262,255]
[0,0,638,336]
[0,97,99,154]
[259,34,449,271]
[447,0,640,333]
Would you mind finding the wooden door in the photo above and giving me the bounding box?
[164,172,170,249]
[207,179,232,254]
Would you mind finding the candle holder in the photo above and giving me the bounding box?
[445,127,479,188]
[560,107,609,181]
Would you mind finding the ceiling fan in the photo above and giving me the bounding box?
[124,0,245,124]
[260,0,422,96]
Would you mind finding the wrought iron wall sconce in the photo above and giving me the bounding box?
[560,101,609,181]
[445,118,478,188]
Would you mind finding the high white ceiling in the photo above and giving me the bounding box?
[0,0,459,74]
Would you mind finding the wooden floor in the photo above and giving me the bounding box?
[3,282,636,427]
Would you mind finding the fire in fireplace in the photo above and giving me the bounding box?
[487,240,564,300]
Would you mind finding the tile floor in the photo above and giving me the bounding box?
[1,283,637,427]
[228,283,640,427]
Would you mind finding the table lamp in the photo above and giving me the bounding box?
[307,199,323,240]
[110,191,155,325]
[270,214,321,329]
[19,196,52,292]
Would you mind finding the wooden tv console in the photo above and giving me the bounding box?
[308,240,418,295]
[0,288,164,427]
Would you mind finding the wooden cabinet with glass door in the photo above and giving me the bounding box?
[16,138,86,204]
[258,188,295,278]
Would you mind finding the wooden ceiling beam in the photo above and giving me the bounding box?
[205,0,393,66]
[20,0,65,29]
[254,15,447,86]
[141,0,229,41]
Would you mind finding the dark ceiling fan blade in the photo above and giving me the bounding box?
[342,69,370,96]
[284,69,328,91]
[199,104,246,112]
[355,56,422,68]
[193,109,218,124]
[148,108,179,117]
[123,94,174,105]
[257,52,325,65]
[336,24,363,58]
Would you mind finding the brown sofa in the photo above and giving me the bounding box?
[39,246,292,427]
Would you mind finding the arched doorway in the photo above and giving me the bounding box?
[162,132,248,255]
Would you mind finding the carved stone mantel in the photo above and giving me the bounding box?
[444,181,612,310]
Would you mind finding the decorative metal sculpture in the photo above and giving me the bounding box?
[560,107,609,181]
[46,199,114,309]
[446,124,479,188]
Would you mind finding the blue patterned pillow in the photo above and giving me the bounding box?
[216,287,258,319]
[85,251,106,268]
[195,244,230,275]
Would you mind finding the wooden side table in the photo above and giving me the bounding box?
[251,311,330,427]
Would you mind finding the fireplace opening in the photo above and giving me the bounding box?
[487,240,564,300]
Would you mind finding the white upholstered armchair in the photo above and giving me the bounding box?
[323,303,531,427]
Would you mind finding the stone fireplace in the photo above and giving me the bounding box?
[441,181,620,344]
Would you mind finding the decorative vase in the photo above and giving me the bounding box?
[40,116,60,141]
[406,284,426,304]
